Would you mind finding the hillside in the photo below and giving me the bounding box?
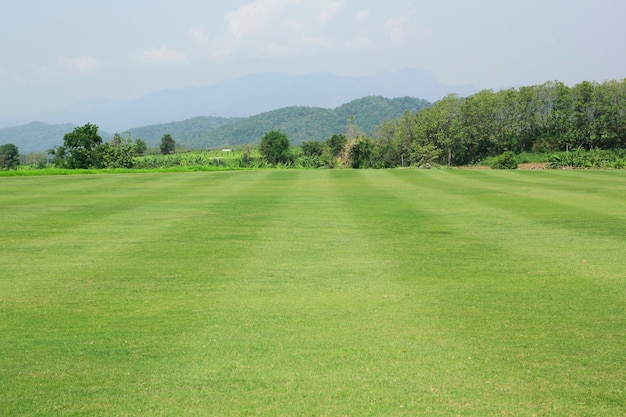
[130,96,432,149]
[1,96,431,153]
[125,116,236,148]
[0,122,80,154]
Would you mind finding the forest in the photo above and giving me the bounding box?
[361,79,626,168]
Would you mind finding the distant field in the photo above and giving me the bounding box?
[1,170,624,416]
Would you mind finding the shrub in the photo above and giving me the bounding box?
[490,151,518,169]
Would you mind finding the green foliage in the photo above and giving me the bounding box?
[380,79,626,167]
[53,123,103,169]
[127,116,234,147]
[336,96,431,134]
[301,140,325,157]
[490,151,518,169]
[259,130,291,166]
[159,134,176,155]
[0,143,20,170]
[326,133,347,157]
[122,97,431,150]
[299,141,332,168]
[134,138,147,155]
[133,150,246,169]
[410,142,443,167]
[99,133,137,168]
[547,147,626,169]
[349,137,374,168]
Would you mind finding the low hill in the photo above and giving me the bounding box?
[0,122,79,154]
[125,116,236,148]
[129,96,432,149]
[1,96,431,153]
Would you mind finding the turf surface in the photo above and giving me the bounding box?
[1,169,624,416]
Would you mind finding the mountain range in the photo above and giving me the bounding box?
[1,96,432,154]
[7,68,475,131]
[0,68,478,153]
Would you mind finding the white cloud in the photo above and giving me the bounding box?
[141,44,188,64]
[221,0,297,54]
[384,3,431,44]
[317,0,344,23]
[213,0,353,59]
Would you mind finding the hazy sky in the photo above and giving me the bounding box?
[1,0,625,122]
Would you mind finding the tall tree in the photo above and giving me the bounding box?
[326,134,347,158]
[591,80,626,149]
[458,90,499,164]
[420,94,463,165]
[134,138,147,156]
[160,134,176,155]
[54,123,103,169]
[569,81,597,149]
[349,137,374,168]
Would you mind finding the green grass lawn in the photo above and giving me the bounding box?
[1,169,624,416]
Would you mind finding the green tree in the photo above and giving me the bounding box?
[100,133,137,168]
[326,134,347,158]
[591,80,626,149]
[301,141,325,157]
[410,142,442,167]
[54,123,103,168]
[259,130,291,165]
[569,81,596,149]
[349,137,374,168]
[458,90,499,164]
[160,134,176,155]
[433,94,463,165]
[134,138,147,156]
[0,143,20,170]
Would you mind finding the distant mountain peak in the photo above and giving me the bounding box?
[25,68,476,132]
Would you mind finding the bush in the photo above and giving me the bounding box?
[490,151,518,169]
[259,130,291,166]
[547,148,625,169]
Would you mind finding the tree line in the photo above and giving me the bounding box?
[46,125,181,169]
[260,79,626,169]
[2,78,624,171]
[362,79,626,167]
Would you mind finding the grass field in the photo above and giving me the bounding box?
[1,169,624,416]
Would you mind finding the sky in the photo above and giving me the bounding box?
[1,0,625,124]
